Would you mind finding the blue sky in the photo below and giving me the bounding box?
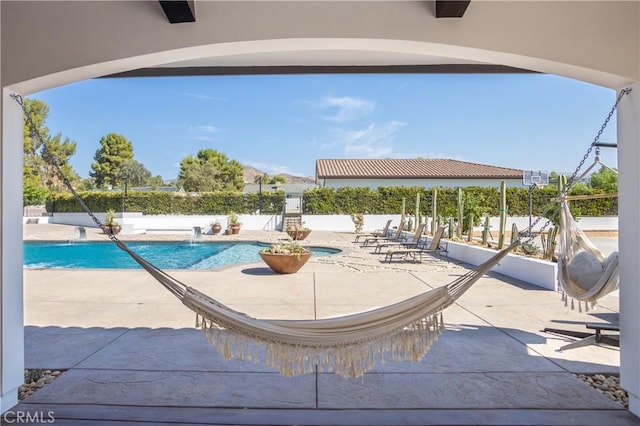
[30,73,618,181]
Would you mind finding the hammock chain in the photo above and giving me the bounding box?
[518,87,632,244]
[562,87,632,197]
[11,92,119,243]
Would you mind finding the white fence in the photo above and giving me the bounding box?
[29,213,619,234]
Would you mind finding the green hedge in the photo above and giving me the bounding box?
[303,186,617,217]
[46,190,286,215]
[45,186,617,217]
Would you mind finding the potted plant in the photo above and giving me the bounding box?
[286,223,312,241]
[228,211,241,234]
[210,220,222,235]
[350,212,364,234]
[259,243,312,274]
[103,208,121,235]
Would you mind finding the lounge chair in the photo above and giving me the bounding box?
[374,223,426,254]
[354,219,393,243]
[544,323,619,351]
[361,221,405,247]
[383,225,448,263]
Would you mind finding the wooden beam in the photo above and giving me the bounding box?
[159,1,195,24]
[105,64,538,78]
[436,1,471,18]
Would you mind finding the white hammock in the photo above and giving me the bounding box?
[116,240,518,378]
[557,201,619,308]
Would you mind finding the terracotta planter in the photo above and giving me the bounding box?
[287,230,312,240]
[103,224,121,235]
[259,251,312,274]
[230,225,241,234]
[211,224,222,235]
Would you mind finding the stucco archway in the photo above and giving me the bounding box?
[2,0,639,418]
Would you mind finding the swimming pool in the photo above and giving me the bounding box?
[24,241,341,270]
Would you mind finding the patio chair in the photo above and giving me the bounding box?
[383,225,448,263]
[373,223,426,254]
[360,221,405,247]
[544,322,619,351]
[354,219,393,243]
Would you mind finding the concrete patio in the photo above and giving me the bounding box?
[9,224,637,425]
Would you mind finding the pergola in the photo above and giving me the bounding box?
[1,0,639,417]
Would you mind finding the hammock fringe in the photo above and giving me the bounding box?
[195,310,444,378]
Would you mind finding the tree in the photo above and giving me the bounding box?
[22,98,80,199]
[148,175,164,188]
[177,148,244,192]
[78,178,97,191]
[590,167,618,193]
[41,133,79,191]
[23,99,49,183]
[90,133,134,188]
[23,176,50,207]
[255,173,286,185]
[120,159,152,187]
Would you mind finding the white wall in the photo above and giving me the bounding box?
[50,213,283,234]
[446,241,557,291]
[49,213,618,234]
[320,178,523,189]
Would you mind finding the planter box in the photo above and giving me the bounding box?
[446,241,558,291]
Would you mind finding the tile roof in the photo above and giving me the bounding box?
[316,159,523,179]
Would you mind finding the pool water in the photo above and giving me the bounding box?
[24,241,340,270]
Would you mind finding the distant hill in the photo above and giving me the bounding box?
[243,166,315,184]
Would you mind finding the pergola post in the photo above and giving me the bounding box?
[618,82,640,417]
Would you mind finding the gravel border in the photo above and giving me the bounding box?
[577,373,629,408]
[19,369,64,401]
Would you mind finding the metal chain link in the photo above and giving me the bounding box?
[519,87,632,243]
[11,93,120,243]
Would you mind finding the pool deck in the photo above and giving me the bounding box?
[13,223,638,425]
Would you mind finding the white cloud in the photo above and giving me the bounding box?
[196,125,219,133]
[318,95,375,122]
[189,125,220,142]
[184,93,225,101]
[330,120,406,158]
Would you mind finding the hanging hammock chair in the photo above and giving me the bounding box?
[548,88,631,311]
[557,200,619,307]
